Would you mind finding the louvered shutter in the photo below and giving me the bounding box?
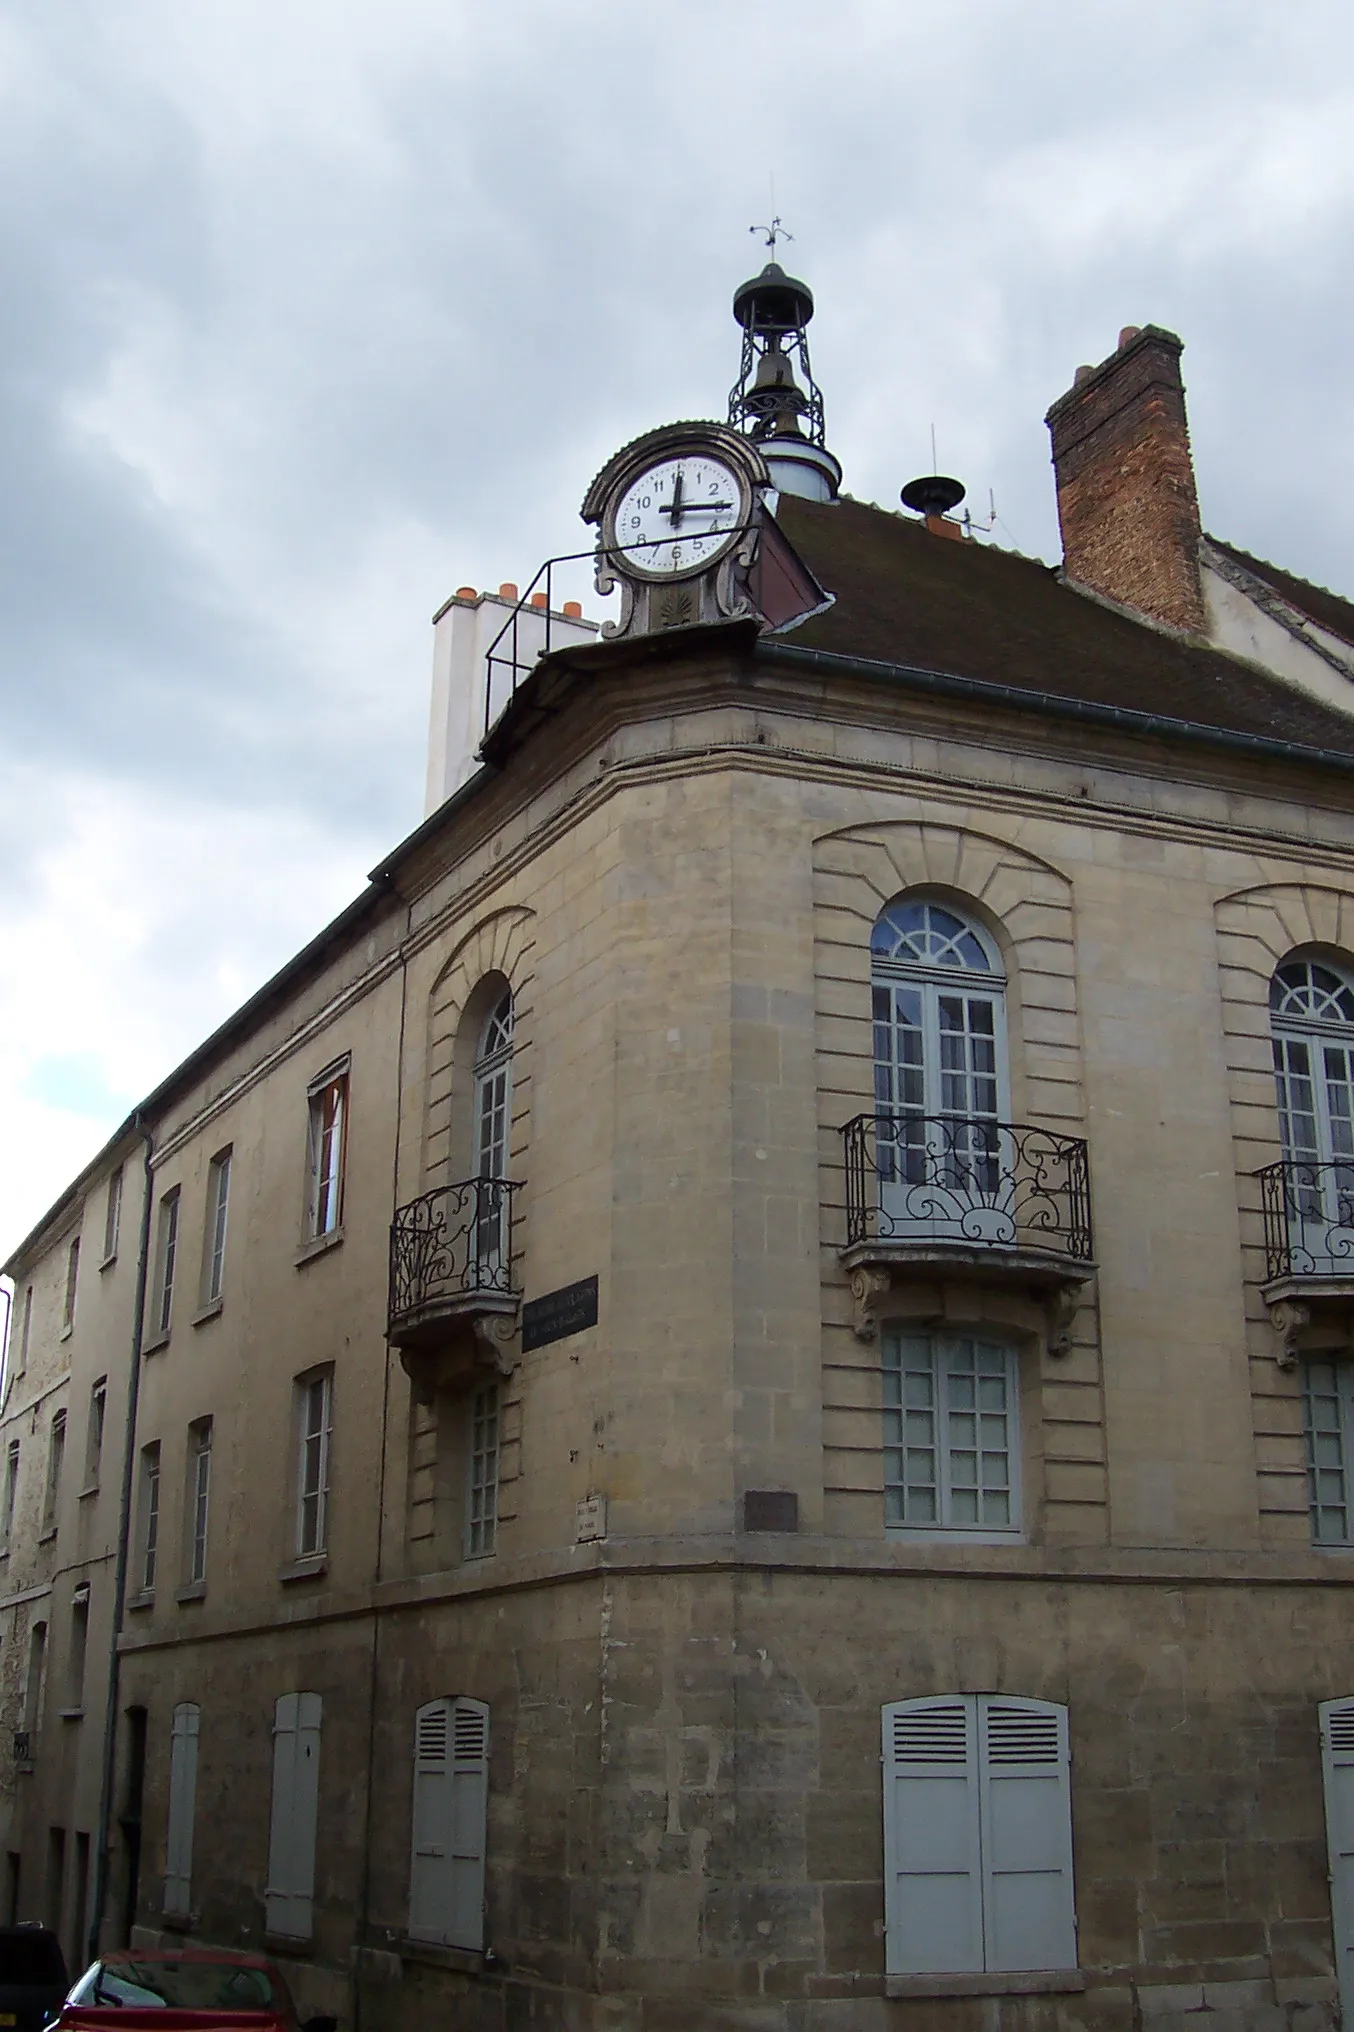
[447,1698,489,1951]
[978,1697,1076,1972]
[1320,1700,1354,2032]
[164,1703,199,1917]
[409,1700,453,1943]
[266,1692,322,1939]
[882,1697,983,1975]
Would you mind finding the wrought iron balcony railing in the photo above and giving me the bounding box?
[388,1178,520,1342]
[1258,1158,1354,1280]
[842,1112,1093,1260]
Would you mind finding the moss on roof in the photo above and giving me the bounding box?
[774,494,1354,758]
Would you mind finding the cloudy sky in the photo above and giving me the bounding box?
[2,0,1352,1259]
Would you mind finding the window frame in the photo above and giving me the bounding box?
[151,1188,181,1341]
[61,1236,80,1335]
[305,1063,349,1241]
[42,1411,66,1536]
[202,1148,232,1306]
[465,1383,500,1559]
[2,1441,19,1547]
[137,1443,161,1596]
[102,1166,123,1267]
[882,1329,1023,1542]
[66,1584,90,1710]
[84,1378,107,1491]
[186,1419,212,1586]
[295,1370,334,1558]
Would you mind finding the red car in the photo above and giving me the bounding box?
[56,1950,336,2032]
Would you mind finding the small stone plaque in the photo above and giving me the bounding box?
[521,1274,599,1352]
[575,1494,608,1543]
[743,1490,799,1533]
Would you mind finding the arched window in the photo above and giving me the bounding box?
[871,899,1008,1232]
[472,991,514,1181]
[1271,958,1354,1182]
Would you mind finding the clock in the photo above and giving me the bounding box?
[581,422,773,641]
[609,450,748,581]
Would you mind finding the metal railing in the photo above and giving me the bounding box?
[1258,1159,1354,1279]
[13,1731,30,1764]
[388,1179,520,1337]
[842,1113,1093,1259]
[482,525,764,734]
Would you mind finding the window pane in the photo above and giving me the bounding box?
[1305,1361,1353,1544]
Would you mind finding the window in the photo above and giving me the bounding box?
[295,1373,333,1557]
[186,1421,212,1585]
[42,1412,65,1534]
[306,1067,348,1238]
[164,1702,199,1917]
[62,1237,79,1333]
[470,995,514,1276]
[84,1380,106,1490]
[871,898,1008,1240]
[151,1189,180,1340]
[1271,958,1354,1269]
[466,1383,500,1558]
[409,1696,490,1950]
[22,1622,46,1742]
[884,1332,1020,1537]
[103,1167,123,1265]
[2,1443,18,1545]
[137,1445,161,1595]
[1303,1361,1354,1543]
[66,1586,89,1709]
[16,1286,31,1378]
[266,1693,322,1939]
[881,1694,1076,1977]
[202,1151,231,1305]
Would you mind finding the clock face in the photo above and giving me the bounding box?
[612,454,745,579]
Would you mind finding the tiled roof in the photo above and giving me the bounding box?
[1209,537,1354,651]
[774,494,1354,759]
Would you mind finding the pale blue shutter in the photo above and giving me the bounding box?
[1320,1699,1354,2032]
[266,1692,322,1938]
[882,1697,982,1975]
[978,1697,1076,1972]
[447,1697,489,1951]
[164,1703,199,1917]
[409,1699,452,1943]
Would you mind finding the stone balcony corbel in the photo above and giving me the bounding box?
[387,1179,522,1402]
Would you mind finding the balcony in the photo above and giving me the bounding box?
[839,1112,1095,1350]
[1257,1159,1354,1366]
[388,1179,521,1398]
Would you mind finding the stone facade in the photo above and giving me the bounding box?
[9,534,1354,2030]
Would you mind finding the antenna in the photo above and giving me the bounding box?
[749,215,794,255]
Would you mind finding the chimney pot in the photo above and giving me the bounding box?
[1045,326,1204,634]
[498,581,518,600]
[454,586,477,600]
[529,592,547,609]
[563,600,583,618]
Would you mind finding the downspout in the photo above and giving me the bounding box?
[89,1116,155,1961]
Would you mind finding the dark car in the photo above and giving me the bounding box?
[0,1925,69,2032]
[56,1952,335,2032]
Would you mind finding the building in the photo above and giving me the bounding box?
[8,271,1354,2032]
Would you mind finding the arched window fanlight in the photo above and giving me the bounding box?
[1271,959,1354,1027]
[871,899,1001,976]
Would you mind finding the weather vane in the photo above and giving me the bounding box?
[749,216,793,254]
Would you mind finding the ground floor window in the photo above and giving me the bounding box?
[882,1693,1076,1977]
[1304,1360,1354,1543]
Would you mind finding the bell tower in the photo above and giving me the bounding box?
[728,223,841,502]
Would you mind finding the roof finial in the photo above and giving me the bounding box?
[749,216,793,255]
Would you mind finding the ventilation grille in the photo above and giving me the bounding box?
[453,1702,488,1764]
[891,1704,969,1764]
[416,1705,448,1763]
[1328,1705,1354,1754]
[986,1704,1060,1765]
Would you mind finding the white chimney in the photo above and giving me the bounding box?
[424,584,600,815]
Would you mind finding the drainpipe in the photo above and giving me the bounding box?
[88,1116,154,1963]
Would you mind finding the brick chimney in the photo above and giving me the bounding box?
[1045,325,1205,634]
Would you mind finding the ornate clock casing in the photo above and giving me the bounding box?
[581,422,773,641]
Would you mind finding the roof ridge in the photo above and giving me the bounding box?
[1207,534,1354,635]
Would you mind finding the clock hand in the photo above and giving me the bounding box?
[658,498,732,520]
[669,468,685,529]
